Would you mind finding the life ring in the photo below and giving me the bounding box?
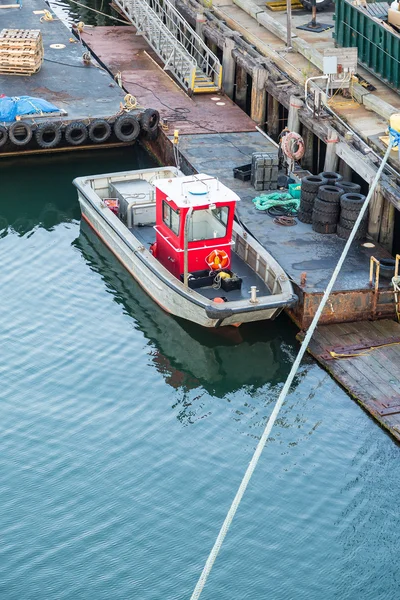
[206,249,229,271]
[35,122,62,149]
[9,121,33,146]
[88,119,112,144]
[114,114,140,143]
[64,121,88,146]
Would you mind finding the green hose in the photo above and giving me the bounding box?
[252,192,300,212]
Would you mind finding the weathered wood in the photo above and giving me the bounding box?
[302,320,400,442]
[235,64,247,112]
[287,95,303,134]
[368,185,385,241]
[267,93,280,139]
[301,126,314,171]
[379,195,395,251]
[250,66,268,126]
[335,141,377,184]
[323,126,339,172]
[222,37,236,99]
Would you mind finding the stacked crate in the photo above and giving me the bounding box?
[0,29,43,76]
[251,152,279,191]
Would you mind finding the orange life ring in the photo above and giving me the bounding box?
[206,249,230,271]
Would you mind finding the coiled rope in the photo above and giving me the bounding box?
[190,138,395,600]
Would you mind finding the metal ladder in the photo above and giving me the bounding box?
[114,0,222,94]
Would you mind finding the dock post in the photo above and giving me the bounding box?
[301,126,314,170]
[379,196,395,251]
[250,67,268,127]
[323,126,339,172]
[287,95,303,134]
[235,65,247,112]
[267,94,280,139]
[368,185,384,242]
[222,38,236,99]
[195,9,206,42]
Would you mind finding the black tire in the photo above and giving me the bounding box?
[313,198,339,214]
[65,121,88,146]
[299,0,333,10]
[88,119,112,144]
[340,207,368,221]
[0,125,8,147]
[298,210,313,224]
[301,175,327,194]
[339,216,368,230]
[9,121,32,146]
[312,221,337,234]
[299,197,314,210]
[301,189,316,202]
[114,114,140,142]
[319,171,343,185]
[335,181,361,194]
[312,209,338,224]
[141,108,159,135]
[35,122,62,149]
[317,185,341,203]
[340,192,366,210]
[337,224,366,240]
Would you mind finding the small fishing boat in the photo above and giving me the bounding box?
[74,167,297,327]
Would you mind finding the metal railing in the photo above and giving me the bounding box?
[114,0,221,92]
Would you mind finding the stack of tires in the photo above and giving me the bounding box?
[337,188,368,240]
[298,175,327,223]
[311,185,342,233]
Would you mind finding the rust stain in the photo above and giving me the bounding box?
[30,86,80,102]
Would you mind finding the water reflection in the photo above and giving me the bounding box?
[76,221,299,397]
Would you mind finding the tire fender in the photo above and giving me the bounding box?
[35,122,62,149]
[65,121,88,146]
[9,121,33,146]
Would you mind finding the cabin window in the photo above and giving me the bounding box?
[162,201,180,236]
[188,206,229,241]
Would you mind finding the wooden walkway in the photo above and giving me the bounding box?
[300,320,400,442]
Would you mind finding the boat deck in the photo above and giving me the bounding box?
[299,319,400,443]
[131,224,271,301]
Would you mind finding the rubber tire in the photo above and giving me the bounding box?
[340,216,367,230]
[337,224,366,240]
[335,181,361,194]
[312,209,338,224]
[9,121,32,146]
[0,125,8,147]
[114,114,140,142]
[312,221,337,234]
[299,0,333,10]
[298,210,313,224]
[88,119,112,144]
[65,121,88,146]
[319,171,343,185]
[299,198,314,211]
[340,208,368,223]
[301,189,316,202]
[301,175,326,194]
[313,198,339,214]
[141,108,159,135]
[35,122,62,149]
[340,192,366,210]
[317,185,341,203]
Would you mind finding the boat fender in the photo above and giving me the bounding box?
[149,242,157,257]
[35,121,62,149]
[88,119,112,144]
[114,114,141,143]
[206,249,230,271]
[64,121,88,146]
[9,121,33,146]
[205,304,234,320]
[0,124,8,148]
[141,108,160,137]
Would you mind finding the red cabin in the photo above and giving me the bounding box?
[153,174,239,279]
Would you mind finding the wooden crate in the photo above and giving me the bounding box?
[0,29,43,75]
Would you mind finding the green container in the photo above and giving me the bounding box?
[334,0,400,91]
[289,183,301,199]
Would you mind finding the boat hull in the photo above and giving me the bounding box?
[78,195,294,327]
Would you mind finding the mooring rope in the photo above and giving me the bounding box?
[190,139,395,600]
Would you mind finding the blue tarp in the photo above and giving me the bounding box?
[0,96,60,122]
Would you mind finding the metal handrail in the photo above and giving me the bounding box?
[114,0,221,90]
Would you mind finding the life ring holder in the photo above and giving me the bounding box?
[206,249,230,271]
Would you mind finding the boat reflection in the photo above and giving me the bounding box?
[76,221,299,397]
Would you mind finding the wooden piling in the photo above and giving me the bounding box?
[250,67,268,127]
[301,126,314,171]
[287,95,303,134]
[222,38,236,99]
[324,126,339,172]
[267,93,280,139]
[379,196,395,252]
[235,64,247,112]
[368,185,385,242]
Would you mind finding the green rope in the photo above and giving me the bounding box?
[252,192,300,212]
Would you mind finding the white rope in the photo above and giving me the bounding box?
[190,139,394,600]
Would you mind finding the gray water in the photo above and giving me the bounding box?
[1,146,399,599]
